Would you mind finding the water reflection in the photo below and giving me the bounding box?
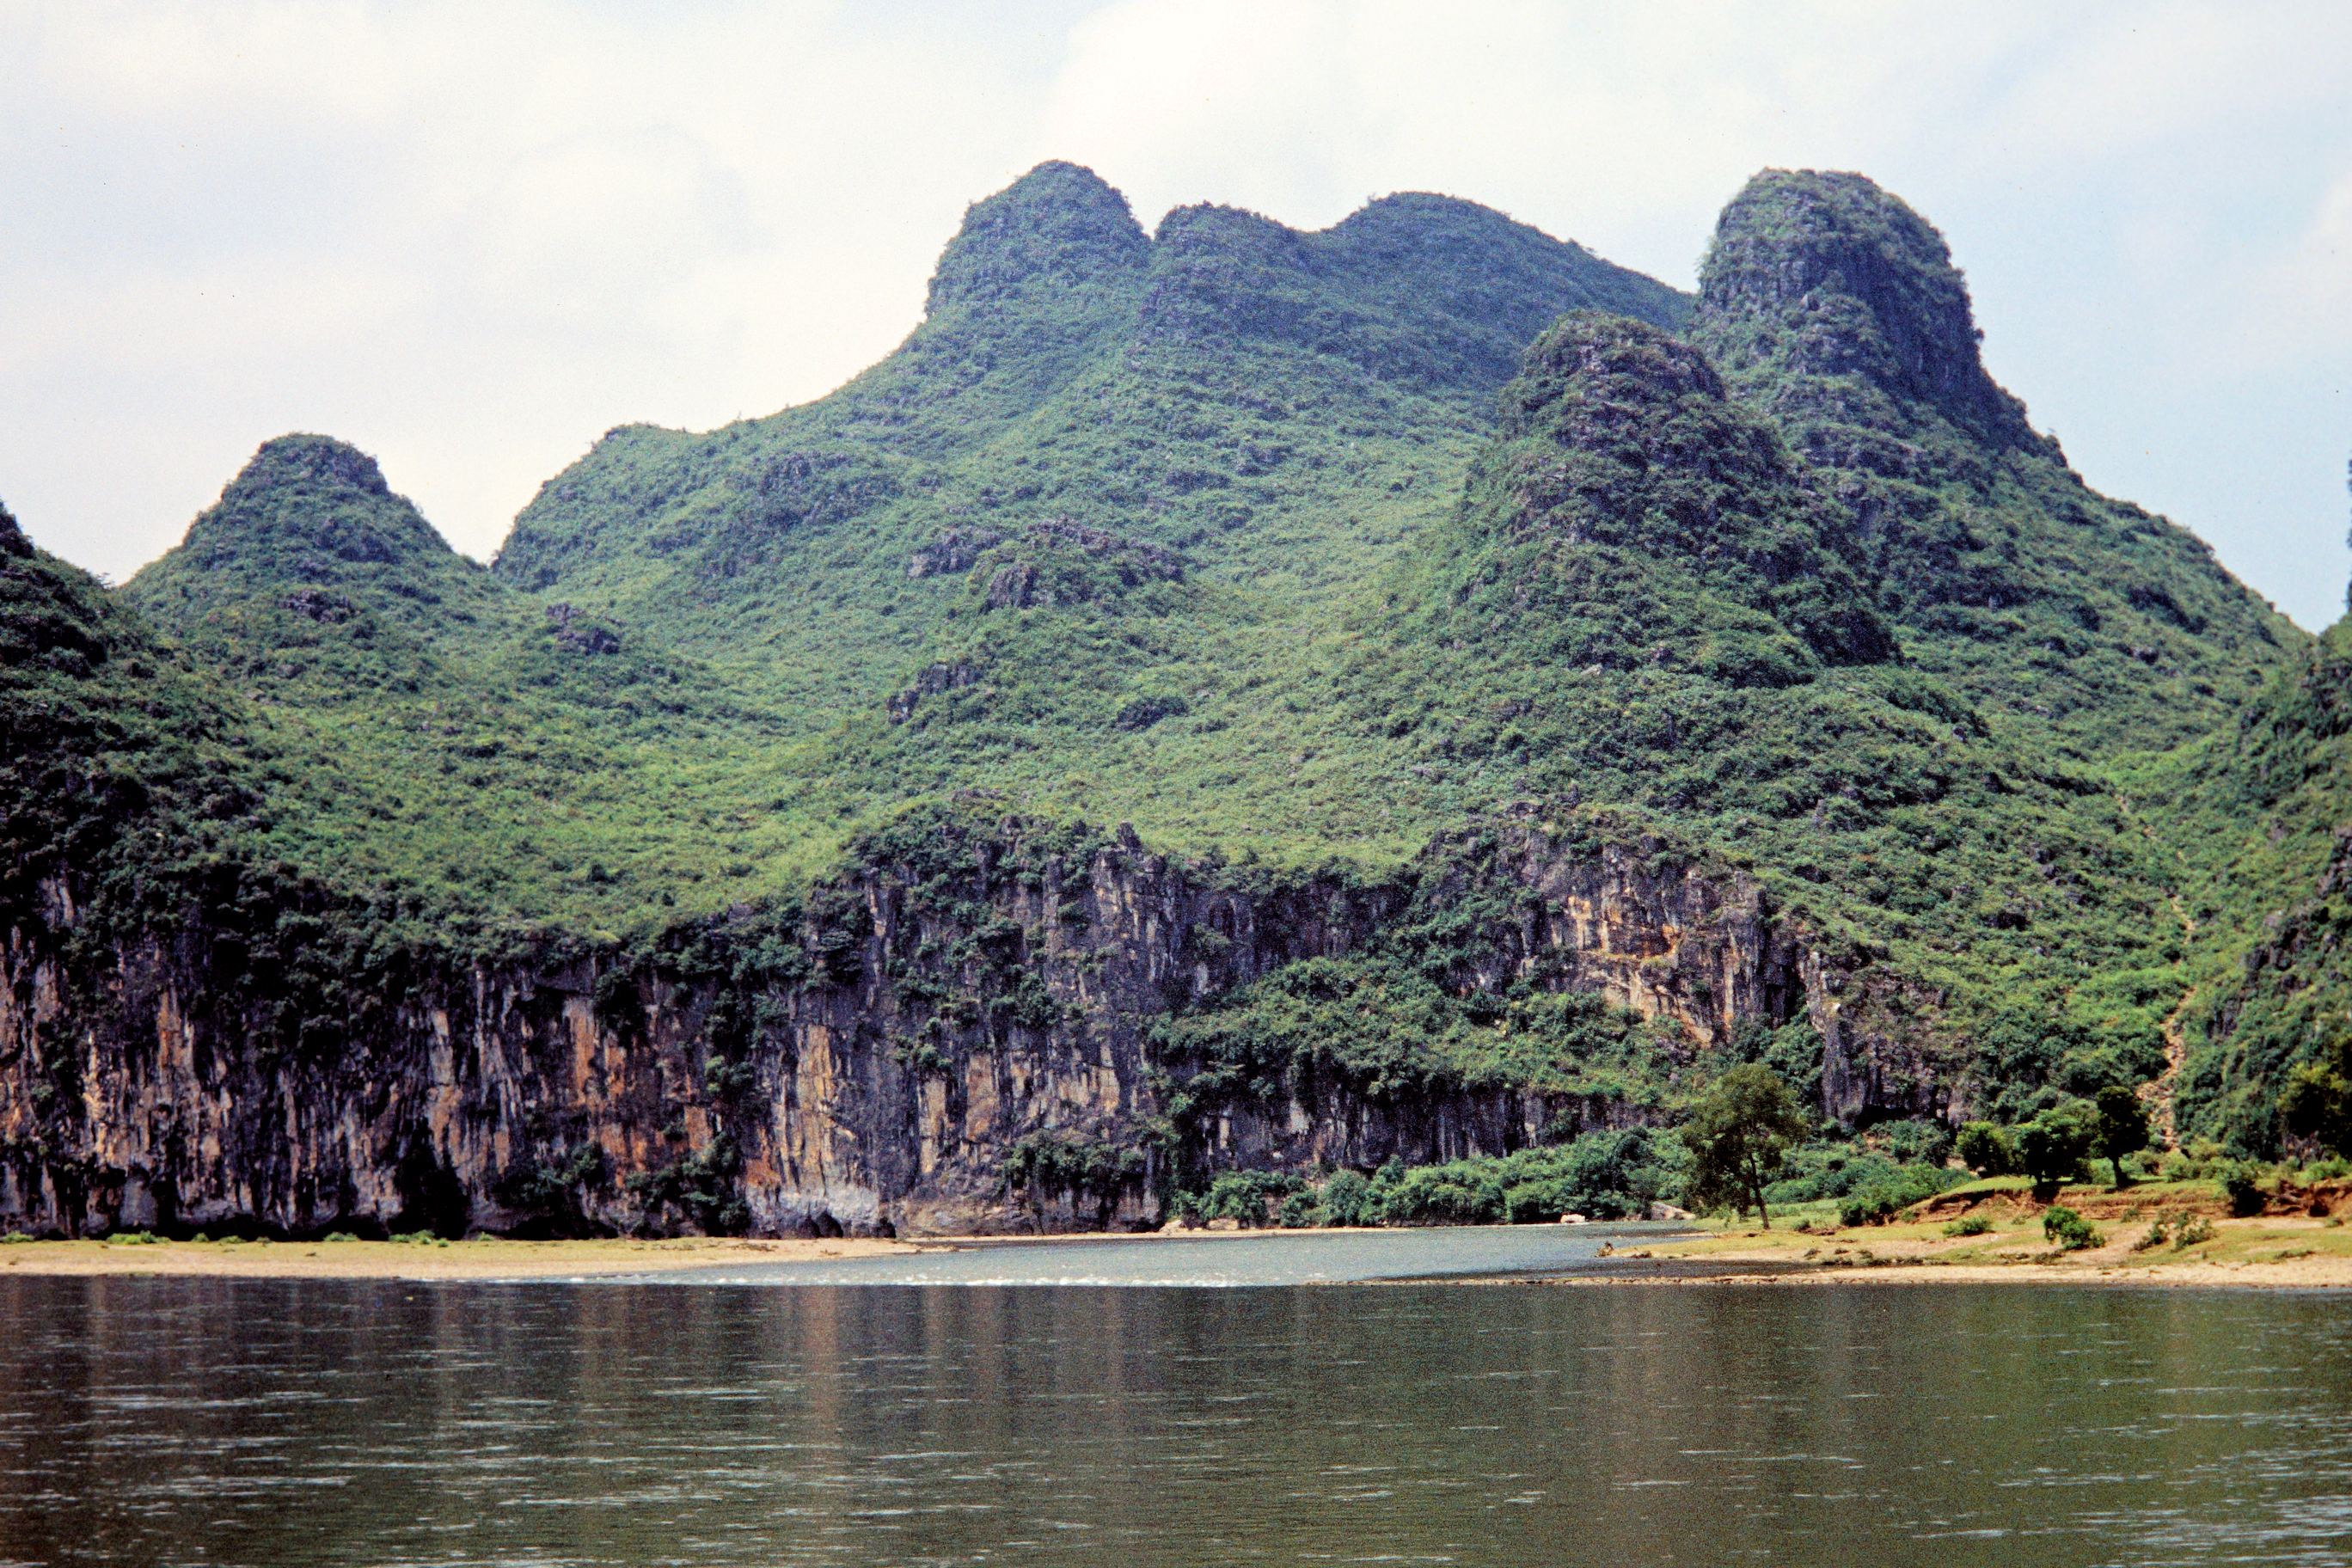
[2,1277,2349,1565]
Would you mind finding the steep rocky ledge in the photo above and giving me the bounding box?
[0,810,1939,1240]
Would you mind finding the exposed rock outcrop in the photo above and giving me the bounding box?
[0,809,1937,1241]
[1692,168,2044,460]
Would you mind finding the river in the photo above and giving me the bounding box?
[3,1229,2349,1565]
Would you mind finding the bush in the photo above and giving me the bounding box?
[1878,1118,1955,1167]
[1836,1162,1969,1227]
[2135,1213,2201,1250]
[2042,1206,2101,1251]
[2160,1139,2226,1181]
[1363,1131,1677,1227]
[2220,1161,2269,1216]
[2018,1099,2101,1196]
[1381,1162,1506,1226]
[1179,1169,1305,1226]
[1318,1168,1375,1228]
[1504,1181,1560,1225]
[1943,1214,1992,1238]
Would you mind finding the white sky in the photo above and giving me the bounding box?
[5,1,2349,627]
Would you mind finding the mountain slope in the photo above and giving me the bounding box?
[122,438,832,927]
[0,499,257,935]
[1692,169,2295,757]
[2120,616,2352,1151]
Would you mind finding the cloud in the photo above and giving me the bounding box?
[2,0,2349,625]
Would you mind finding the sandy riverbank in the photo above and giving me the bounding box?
[13,1202,2352,1287]
[1602,1210,2352,1289]
[0,1222,1449,1280]
[0,1234,927,1280]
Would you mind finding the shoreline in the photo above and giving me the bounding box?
[4,1210,2351,1287]
[0,1234,932,1280]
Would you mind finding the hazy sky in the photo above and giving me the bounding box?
[6,2,2350,626]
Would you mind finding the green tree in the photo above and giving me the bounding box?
[1956,1120,2018,1177]
[2093,1084,2152,1185]
[2016,1099,2100,1199]
[1681,1063,1810,1228]
[2279,1058,2352,1155]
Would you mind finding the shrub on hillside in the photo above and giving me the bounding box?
[1837,1161,1968,1227]
[2219,1161,2269,1217]
[2042,1206,2100,1251]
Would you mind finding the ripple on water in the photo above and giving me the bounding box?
[2,1271,2352,1565]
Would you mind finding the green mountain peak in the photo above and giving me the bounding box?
[124,434,508,695]
[142,433,465,593]
[1694,168,2042,464]
[926,159,1150,310]
[1448,309,1894,673]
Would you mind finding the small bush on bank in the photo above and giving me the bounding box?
[1957,1121,2019,1177]
[2220,1161,2269,1216]
[1943,1214,1992,1238]
[1176,1169,1305,1226]
[1837,1162,1969,1227]
[2042,1206,2101,1251]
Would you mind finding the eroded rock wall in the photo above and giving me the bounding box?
[0,818,1930,1240]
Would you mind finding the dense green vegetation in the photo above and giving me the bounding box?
[11,157,2349,1199]
[120,435,844,928]
[2137,614,2352,1152]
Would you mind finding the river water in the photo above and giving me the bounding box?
[3,1229,2351,1565]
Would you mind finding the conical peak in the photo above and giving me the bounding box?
[1484,311,1784,549]
[168,432,450,579]
[1442,309,1896,671]
[926,160,1148,311]
[230,432,393,499]
[1694,168,2033,448]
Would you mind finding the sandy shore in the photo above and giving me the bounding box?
[1607,1210,2352,1289]
[12,1201,2352,1288]
[0,1223,1400,1281]
[0,1234,927,1280]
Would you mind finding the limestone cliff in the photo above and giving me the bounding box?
[0,806,1939,1240]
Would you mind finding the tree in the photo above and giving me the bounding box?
[2093,1085,2152,1185]
[2016,1098,2100,1198]
[2279,1058,2352,1155]
[1681,1063,1810,1228]
[1957,1120,2018,1177]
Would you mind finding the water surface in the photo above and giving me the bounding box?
[650,1220,1684,1286]
[3,1270,2349,1565]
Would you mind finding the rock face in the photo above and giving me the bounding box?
[0,812,1925,1240]
[1692,168,2043,458]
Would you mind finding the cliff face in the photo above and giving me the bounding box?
[0,812,1922,1240]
